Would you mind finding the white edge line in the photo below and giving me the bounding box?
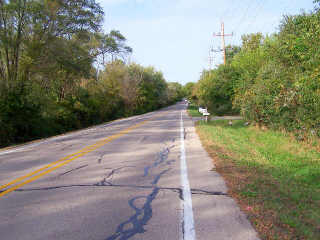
[180,111,196,240]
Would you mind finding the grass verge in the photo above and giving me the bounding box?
[187,104,203,117]
[196,120,320,240]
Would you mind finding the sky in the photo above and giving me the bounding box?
[96,0,315,85]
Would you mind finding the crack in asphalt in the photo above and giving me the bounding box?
[2,138,227,240]
[103,142,224,240]
[139,136,148,143]
[60,143,74,151]
[98,166,137,186]
[105,187,160,240]
[58,164,89,177]
[143,147,172,177]
[143,148,169,177]
[98,153,108,164]
[105,147,172,240]
[11,146,179,240]
[151,169,170,185]
[14,183,227,198]
[166,160,175,165]
[100,145,175,240]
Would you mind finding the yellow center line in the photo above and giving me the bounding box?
[0,117,152,198]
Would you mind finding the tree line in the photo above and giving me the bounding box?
[188,1,320,140]
[0,0,184,147]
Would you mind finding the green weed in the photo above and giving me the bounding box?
[196,120,320,240]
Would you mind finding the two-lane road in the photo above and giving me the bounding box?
[0,103,259,240]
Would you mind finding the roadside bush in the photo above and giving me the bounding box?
[0,90,46,145]
[195,8,320,140]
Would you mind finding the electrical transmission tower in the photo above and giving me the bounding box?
[213,22,233,65]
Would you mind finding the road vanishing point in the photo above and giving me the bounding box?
[0,102,259,240]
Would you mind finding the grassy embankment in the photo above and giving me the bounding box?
[196,119,319,240]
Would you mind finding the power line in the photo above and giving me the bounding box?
[242,0,267,35]
[229,0,255,46]
[222,0,240,21]
[223,0,245,46]
[218,0,241,48]
[229,0,303,47]
[232,0,255,32]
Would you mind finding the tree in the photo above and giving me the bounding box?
[225,45,241,64]
[241,33,264,51]
[183,82,195,100]
[0,0,105,91]
[167,82,183,103]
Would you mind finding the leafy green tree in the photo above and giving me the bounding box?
[195,65,240,115]
[241,33,264,51]
[225,45,241,64]
[195,6,320,139]
[0,0,134,146]
[0,0,190,147]
[167,82,183,103]
[183,82,196,100]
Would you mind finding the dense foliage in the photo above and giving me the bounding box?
[194,3,320,139]
[0,0,183,147]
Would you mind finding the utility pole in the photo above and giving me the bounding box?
[213,22,233,65]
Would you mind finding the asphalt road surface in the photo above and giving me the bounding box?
[0,102,259,240]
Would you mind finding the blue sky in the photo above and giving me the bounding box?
[96,0,315,85]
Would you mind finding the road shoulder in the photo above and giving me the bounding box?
[183,111,260,240]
